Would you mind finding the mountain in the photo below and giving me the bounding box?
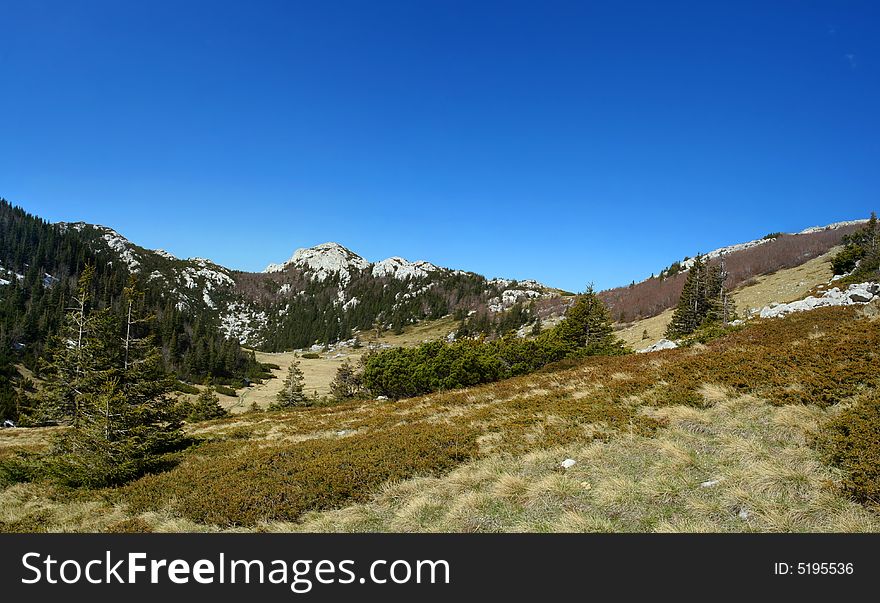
[8,204,561,356]
[1,196,870,375]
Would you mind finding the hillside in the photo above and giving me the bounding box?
[599,221,865,323]
[2,199,879,533]
[59,218,561,351]
[2,299,878,532]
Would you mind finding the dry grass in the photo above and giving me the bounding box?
[227,317,459,412]
[1,304,878,532]
[732,247,840,316]
[614,248,839,350]
[289,394,878,533]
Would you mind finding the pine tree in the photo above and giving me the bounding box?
[187,383,229,421]
[665,255,735,339]
[531,317,542,336]
[272,360,309,408]
[330,359,363,401]
[554,285,624,355]
[832,212,879,277]
[37,269,183,486]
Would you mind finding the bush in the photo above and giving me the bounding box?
[362,290,625,399]
[123,423,478,526]
[301,353,321,359]
[184,387,230,422]
[0,452,43,487]
[831,244,865,275]
[677,322,742,347]
[174,382,200,394]
[817,395,880,505]
[214,385,237,397]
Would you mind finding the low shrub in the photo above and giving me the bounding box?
[817,395,880,505]
[214,385,237,397]
[0,452,43,487]
[122,422,478,526]
[174,382,199,395]
[301,353,321,359]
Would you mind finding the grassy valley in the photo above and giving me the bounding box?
[2,300,878,532]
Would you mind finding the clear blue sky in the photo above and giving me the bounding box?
[1,1,877,292]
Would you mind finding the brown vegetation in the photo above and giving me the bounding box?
[600,225,861,322]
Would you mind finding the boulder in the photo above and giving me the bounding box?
[637,339,678,353]
[849,291,874,303]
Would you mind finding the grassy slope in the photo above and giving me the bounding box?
[615,247,841,350]
[2,301,878,533]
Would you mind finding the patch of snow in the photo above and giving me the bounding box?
[278,283,292,295]
[153,249,177,260]
[560,458,577,469]
[202,290,215,309]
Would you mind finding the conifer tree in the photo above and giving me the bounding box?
[330,359,363,401]
[272,360,309,408]
[187,383,229,421]
[665,255,735,339]
[37,269,183,486]
[832,212,879,277]
[554,285,624,355]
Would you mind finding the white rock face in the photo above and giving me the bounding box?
[797,219,868,235]
[264,242,369,285]
[637,339,679,354]
[101,229,141,272]
[372,257,438,280]
[220,302,267,345]
[669,218,868,274]
[758,283,879,318]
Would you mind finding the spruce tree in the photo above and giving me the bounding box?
[272,360,309,408]
[37,269,183,486]
[330,359,363,401]
[665,255,735,339]
[187,383,229,421]
[554,285,624,355]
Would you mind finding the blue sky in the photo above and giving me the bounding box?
[1,1,878,292]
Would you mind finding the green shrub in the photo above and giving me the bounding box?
[678,322,742,346]
[123,423,478,526]
[363,290,625,399]
[817,395,880,505]
[174,382,200,394]
[301,353,321,359]
[214,385,237,397]
[0,452,43,487]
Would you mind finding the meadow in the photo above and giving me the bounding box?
[1,301,878,532]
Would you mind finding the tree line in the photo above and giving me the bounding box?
[0,199,268,422]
